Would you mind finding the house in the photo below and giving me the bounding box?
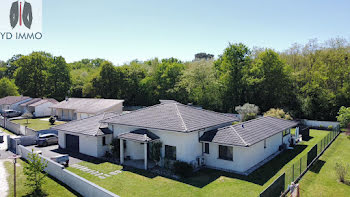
[50,98,124,121]
[52,102,298,174]
[52,113,115,157]
[28,99,59,117]
[0,96,32,113]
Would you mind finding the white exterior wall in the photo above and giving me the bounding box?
[204,131,287,173]
[34,102,54,117]
[77,112,95,120]
[56,109,76,120]
[58,131,110,158]
[110,123,230,163]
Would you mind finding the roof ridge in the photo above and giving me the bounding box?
[101,103,167,122]
[175,102,237,119]
[231,126,249,146]
[174,103,188,132]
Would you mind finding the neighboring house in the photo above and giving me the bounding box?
[0,96,32,113]
[20,98,59,117]
[50,98,124,121]
[52,113,115,157]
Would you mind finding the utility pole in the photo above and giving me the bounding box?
[9,155,20,197]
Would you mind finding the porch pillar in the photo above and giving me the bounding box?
[144,142,148,170]
[120,139,124,164]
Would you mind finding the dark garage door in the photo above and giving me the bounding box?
[66,134,79,152]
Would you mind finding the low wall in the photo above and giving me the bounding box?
[301,119,339,128]
[0,117,36,136]
[18,145,119,197]
[6,121,21,134]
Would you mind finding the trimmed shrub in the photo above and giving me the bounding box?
[49,116,56,125]
[328,125,333,130]
[173,161,193,178]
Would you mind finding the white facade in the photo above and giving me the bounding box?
[58,131,112,157]
[34,102,55,117]
[109,123,292,173]
[202,130,291,173]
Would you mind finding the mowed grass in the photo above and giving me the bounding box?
[299,133,350,197]
[5,159,78,197]
[67,129,330,197]
[11,118,65,131]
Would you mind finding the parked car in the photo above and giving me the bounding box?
[2,110,21,118]
[36,133,58,146]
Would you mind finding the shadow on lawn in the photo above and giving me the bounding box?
[121,144,308,188]
[309,160,326,173]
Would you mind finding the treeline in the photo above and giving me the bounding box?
[0,38,349,120]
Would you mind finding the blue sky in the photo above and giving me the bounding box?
[0,0,349,64]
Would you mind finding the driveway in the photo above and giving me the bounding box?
[25,145,100,166]
[26,145,83,165]
[0,160,9,197]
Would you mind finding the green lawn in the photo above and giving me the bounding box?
[11,118,65,131]
[0,127,14,135]
[299,133,350,197]
[67,129,330,197]
[5,159,78,197]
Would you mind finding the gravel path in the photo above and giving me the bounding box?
[0,160,9,197]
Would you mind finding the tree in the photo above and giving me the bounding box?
[176,60,221,110]
[47,56,71,100]
[247,49,294,112]
[14,52,50,98]
[337,106,350,128]
[214,43,251,112]
[23,150,48,195]
[235,103,259,121]
[0,77,19,98]
[264,108,293,120]
[23,112,33,124]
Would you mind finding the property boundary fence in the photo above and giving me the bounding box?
[259,125,341,197]
[0,116,36,136]
[18,145,119,197]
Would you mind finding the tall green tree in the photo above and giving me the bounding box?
[47,56,71,100]
[214,43,251,112]
[0,77,19,98]
[14,52,50,97]
[247,49,293,112]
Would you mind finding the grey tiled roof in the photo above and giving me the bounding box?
[102,103,238,132]
[118,129,160,142]
[20,98,42,107]
[200,116,298,147]
[29,98,59,107]
[50,98,124,114]
[0,96,31,105]
[52,113,115,136]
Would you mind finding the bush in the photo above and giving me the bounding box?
[49,116,56,125]
[337,106,350,128]
[319,125,324,128]
[328,125,333,130]
[335,162,349,183]
[173,161,193,178]
[235,103,259,121]
[263,108,293,120]
[150,141,162,166]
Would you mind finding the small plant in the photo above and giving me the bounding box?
[110,138,120,158]
[22,112,33,124]
[173,161,193,178]
[334,162,349,183]
[49,116,56,125]
[319,125,324,128]
[150,141,162,166]
[328,125,333,130]
[24,150,48,195]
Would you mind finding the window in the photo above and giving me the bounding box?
[204,143,209,154]
[165,145,176,160]
[283,129,290,137]
[219,145,233,161]
[102,136,106,146]
[264,139,266,148]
